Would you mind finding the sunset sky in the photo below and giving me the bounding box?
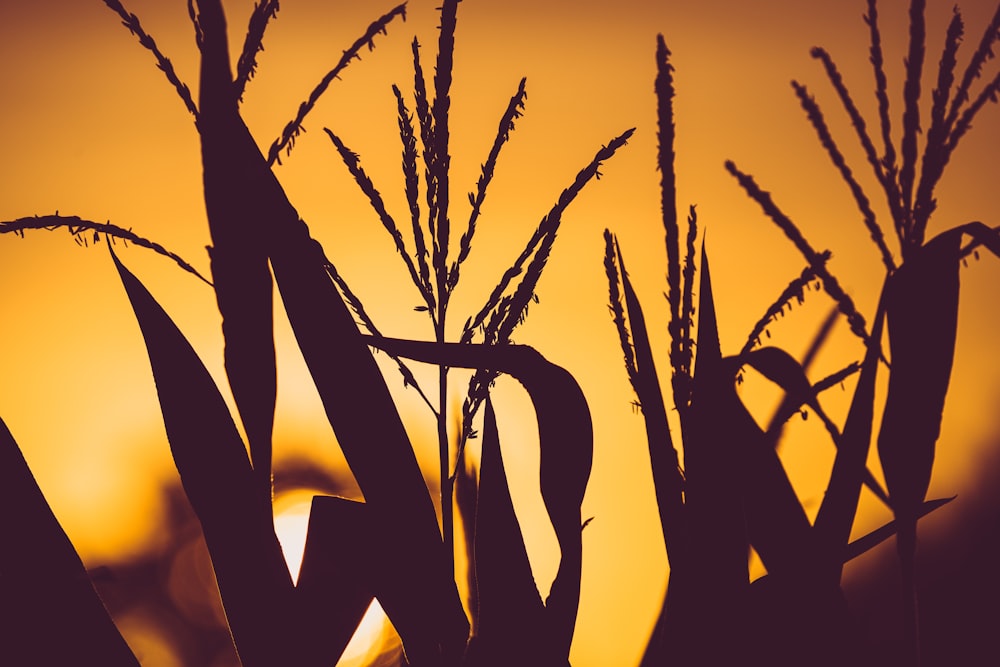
[1,1,999,665]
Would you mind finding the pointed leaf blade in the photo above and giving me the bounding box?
[0,417,139,666]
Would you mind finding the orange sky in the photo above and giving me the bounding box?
[2,1,999,665]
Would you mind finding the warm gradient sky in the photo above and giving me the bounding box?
[1,1,999,665]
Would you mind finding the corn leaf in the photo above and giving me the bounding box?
[192,2,469,659]
[727,351,814,577]
[364,336,592,663]
[194,0,277,511]
[110,246,296,667]
[748,345,889,509]
[0,417,139,666]
[614,237,686,567]
[295,497,385,664]
[878,227,962,526]
[814,286,887,584]
[746,494,955,665]
[466,396,550,667]
[846,496,956,562]
[666,244,749,662]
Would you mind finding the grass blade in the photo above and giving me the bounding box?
[268,151,470,667]
[612,234,687,567]
[879,228,962,527]
[466,396,549,666]
[0,417,140,666]
[365,336,592,662]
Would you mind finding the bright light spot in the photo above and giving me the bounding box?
[273,489,317,584]
[272,490,393,666]
[338,600,391,667]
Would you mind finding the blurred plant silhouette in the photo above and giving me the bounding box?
[0,1,998,666]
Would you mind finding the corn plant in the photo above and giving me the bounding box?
[321,0,632,594]
[0,0,619,665]
[604,27,967,666]
[725,0,1000,663]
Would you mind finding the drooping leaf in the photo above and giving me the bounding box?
[0,417,139,666]
[466,396,549,667]
[365,336,592,663]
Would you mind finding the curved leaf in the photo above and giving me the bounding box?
[365,336,592,662]
[0,417,139,666]
[466,396,549,666]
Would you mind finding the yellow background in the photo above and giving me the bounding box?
[1,1,999,665]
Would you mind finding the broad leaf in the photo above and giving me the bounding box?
[195,0,278,511]
[466,396,549,666]
[111,246,296,667]
[0,417,139,666]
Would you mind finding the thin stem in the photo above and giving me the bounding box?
[234,0,280,102]
[266,3,407,165]
[725,161,871,345]
[103,0,199,120]
[324,261,436,414]
[792,80,895,271]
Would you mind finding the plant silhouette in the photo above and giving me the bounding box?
[0,1,998,666]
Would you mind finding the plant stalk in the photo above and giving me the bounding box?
[437,309,455,578]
